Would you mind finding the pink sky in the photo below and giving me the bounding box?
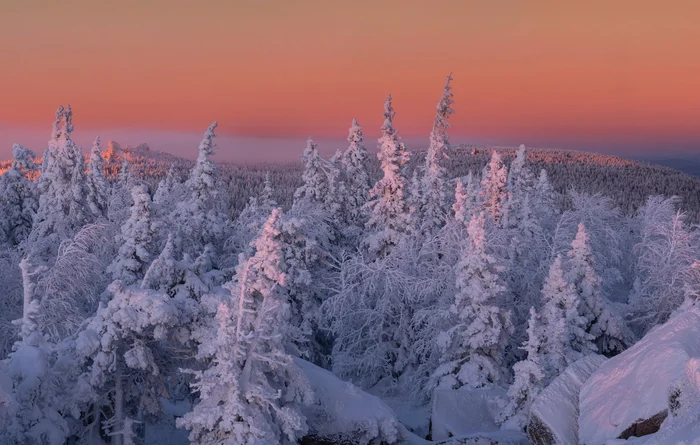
[1,1,699,160]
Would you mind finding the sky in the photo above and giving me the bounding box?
[1,0,699,162]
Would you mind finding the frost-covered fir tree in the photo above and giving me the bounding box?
[341,119,371,225]
[172,122,226,254]
[507,194,546,321]
[364,95,411,257]
[324,148,347,226]
[108,185,155,285]
[76,281,198,445]
[452,171,477,225]
[260,171,276,209]
[276,209,335,364]
[2,331,73,445]
[498,307,545,429]
[531,168,559,241]
[141,233,182,296]
[566,223,630,354]
[85,136,110,218]
[179,208,313,445]
[504,145,535,229]
[406,168,424,236]
[30,105,92,247]
[420,74,454,235]
[153,165,179,207]
[107,158,135,225]
[479,150,508,224]
[433,212,513,390]
[228,172,281,258]
[540,255,594,374]
[293,137,332,209]
[0,144,38,245]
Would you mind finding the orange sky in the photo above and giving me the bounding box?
[1,0,699,159]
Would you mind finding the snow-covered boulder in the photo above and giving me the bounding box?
[579,308,700,445]
[430,386,505,441]
[527,354,607,445]
[294,357,405,445]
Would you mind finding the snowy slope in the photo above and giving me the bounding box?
[579,308,700,444]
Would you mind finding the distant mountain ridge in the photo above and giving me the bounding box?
[2,142,700,221]
[641,157,700,178]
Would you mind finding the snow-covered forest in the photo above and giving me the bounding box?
[1,77,700,445]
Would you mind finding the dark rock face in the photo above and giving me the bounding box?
[618,410,669,440]
[526,414,556,445]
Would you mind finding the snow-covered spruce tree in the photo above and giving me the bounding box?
[142,233,186,297]
[108,184,155,286]
[140,231,209,301]
[277,207,335,365]
[498,307,545,430]
[565,223,631,354]
[341,119,372,226]
[552,191,624,299]
[420,74,454,236]
[406,167,424,237]
[75,280,198,445]
[325,148,347,227]
[30,105,92,249]
[171,122,226,255]
[504,145,535,229]
[179,208,313,445]
[260,171,276,209]
[506,194,547,327]
[531,168,558,233]
[107,158,135,225]
[452,172,478,225]
[226,172,281,261]
[85,136,110,218]
[478,150,508,225]
[153,165,182,208]
[2,331,73,445]
[432,212,513,390]
[294,137,329,207]
[292,137,346,230]
[0,248,24,357]
[0,144,38,246]
[363,94,411,258]
[540,255,594,375]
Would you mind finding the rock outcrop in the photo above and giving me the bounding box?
[579,308,700,444]
[527,354,607,445]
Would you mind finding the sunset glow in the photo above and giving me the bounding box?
[2,0,699,159]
